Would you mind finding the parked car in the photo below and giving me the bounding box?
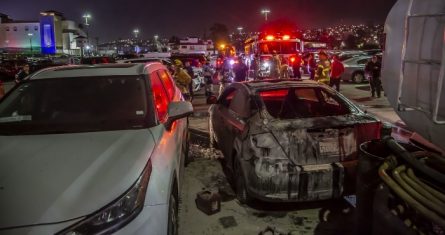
[208,80,381,204]
[0,63,192,235]
[342,56,372,83]
[0,59,28,81]
[80,56,115,65]
[116,57,173,67]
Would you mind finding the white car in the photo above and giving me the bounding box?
[0,63,192,235]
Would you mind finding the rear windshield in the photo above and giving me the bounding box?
[0,76,150,135]
[259,87,352,119]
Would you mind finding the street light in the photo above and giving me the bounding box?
[82,13,92,54]
[27,33,33,54]
[261,9,271,21]
[133,29,140,38]
[82,13,91,26]
[237,27,243,34]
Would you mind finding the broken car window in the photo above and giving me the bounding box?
[259,87,351,119]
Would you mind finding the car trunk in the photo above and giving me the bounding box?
[245,114,381,201]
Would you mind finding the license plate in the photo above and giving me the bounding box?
[319,140,339,156]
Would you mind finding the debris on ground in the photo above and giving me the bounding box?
[218,216,238,229]
[195,190,221,215]
[189,144,222,160]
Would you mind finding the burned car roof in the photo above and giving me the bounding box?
[243,79,322,91]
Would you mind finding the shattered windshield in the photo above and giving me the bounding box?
[0,76,150,135]
[259,87,352,119]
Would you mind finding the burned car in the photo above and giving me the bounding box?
[208,80,381,203]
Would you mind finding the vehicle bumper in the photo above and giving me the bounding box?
[115,203,169,235]
[243,159,357,202]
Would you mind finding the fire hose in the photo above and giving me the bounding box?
[377,137,445,229]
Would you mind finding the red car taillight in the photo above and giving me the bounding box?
[356,122,382,146]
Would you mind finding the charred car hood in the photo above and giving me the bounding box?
[0,129,155,229]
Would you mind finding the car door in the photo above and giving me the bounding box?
[214,87,249,159]
[224,88,251,167]
[149,70,186,192]
[211,88,237,158]
[157,69,188,184]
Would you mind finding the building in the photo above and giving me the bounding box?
[175,37,215,55]
[0,11,86,55]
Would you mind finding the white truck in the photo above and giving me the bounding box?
[356,1,445,234]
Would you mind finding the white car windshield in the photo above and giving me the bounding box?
[0,76,150,135]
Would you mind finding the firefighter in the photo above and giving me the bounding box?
[270,51,281,79]
[173,59,192,100]
[315,51,331,85]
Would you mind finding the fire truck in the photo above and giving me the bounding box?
[244,32,304,79]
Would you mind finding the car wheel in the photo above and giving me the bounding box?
[352,72,364,83]
[167,183,179,235]
[234,158,251,205]
[208,119,218,149]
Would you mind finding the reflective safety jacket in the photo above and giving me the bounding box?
[174,68,192,95]
[315,59,331,84]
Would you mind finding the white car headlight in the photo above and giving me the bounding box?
[57,160,152,235]
[262,62,270,68]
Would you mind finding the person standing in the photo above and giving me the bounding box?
[315,51,331,85]
[233,59,248,82]
[291,54,302,79]
[173,60,192,101]
[184,61,195,100]
[280,57,290,79]
[202,61,215,96]
[365,55,382,98]
[329,55,345,92]
[270,51,281,79]
[307,54,317,80]
[15,63,31,84]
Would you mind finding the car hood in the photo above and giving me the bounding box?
[0,129,156,229]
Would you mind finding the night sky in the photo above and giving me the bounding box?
[1,0,397,41]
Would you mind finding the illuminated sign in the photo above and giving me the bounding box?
[40,16,56,54]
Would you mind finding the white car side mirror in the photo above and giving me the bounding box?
[165,101,193,131]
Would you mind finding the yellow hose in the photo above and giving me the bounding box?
[378,160,445,227]
[401,172,445,207]
[407,168,445,203]
[392,165,445,217]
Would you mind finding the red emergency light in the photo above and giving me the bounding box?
[282,35,291,40]
[290,57,296,63]
[265,35,275,41]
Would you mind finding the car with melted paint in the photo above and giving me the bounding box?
[208,79,381,203]
[0,63,192,235]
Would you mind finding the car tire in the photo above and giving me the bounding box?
[167,182,179,235]
[352,71,364,83]
[234,158,251,205]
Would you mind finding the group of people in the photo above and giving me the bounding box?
[264,50,382,97]
[263,51,346,92]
